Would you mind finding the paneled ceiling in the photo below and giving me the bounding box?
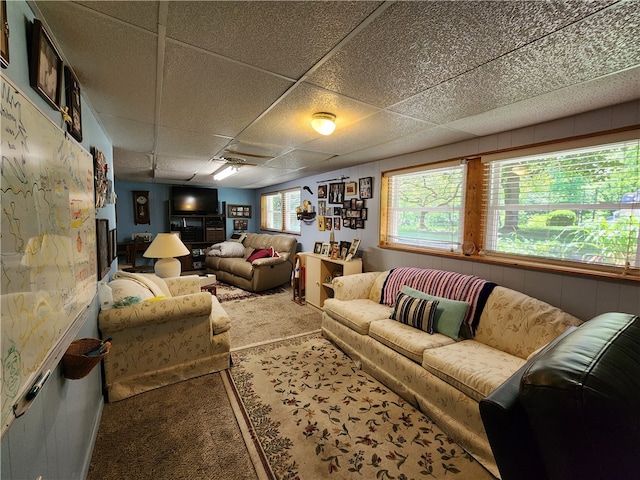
[33,1,640,188]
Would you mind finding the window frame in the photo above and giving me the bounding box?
[260,187,301,235]
[380,159,468,253]
[379,128,640,282]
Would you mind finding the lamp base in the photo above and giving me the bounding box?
[154,257,181,278]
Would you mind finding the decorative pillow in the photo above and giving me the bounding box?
[228,233,247,243]
[109,279,154,303]
[390,291,439,333]
[246,248,272,263]
[401,286,469,339]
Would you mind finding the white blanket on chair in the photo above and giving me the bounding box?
[112,271,169,297]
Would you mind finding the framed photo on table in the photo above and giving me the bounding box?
[29,19,63,109]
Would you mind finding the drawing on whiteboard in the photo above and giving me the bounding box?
[1,74,97,435]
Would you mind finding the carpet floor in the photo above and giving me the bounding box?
[87,286,495,479]
[224,334,496,480]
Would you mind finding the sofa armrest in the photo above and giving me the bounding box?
[251,256,288,267]
[165,275,201,296]
[210,296,231,335]
[332,271,381,301]
[99,292,212,334]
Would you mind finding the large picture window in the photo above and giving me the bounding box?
[261,187,301,234]
[483,138,639,271]
[381,160,467,252]
[380,130,639,280]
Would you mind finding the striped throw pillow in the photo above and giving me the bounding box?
[390,291,439,333]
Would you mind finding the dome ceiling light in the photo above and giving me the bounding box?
[311,112,336,136]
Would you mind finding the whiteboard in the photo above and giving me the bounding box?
[1,74,97,436]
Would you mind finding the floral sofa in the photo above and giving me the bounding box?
[321,267,582,477]
[98,272,231,401]
[204,233,297,292]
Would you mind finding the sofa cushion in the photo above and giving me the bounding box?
[401,286,469,340]
[474,286,583,359]
[390,291,439,333]
[422,340,526,402]
[323,298,392,335]
[369,319,456,363]
[217,257,253,280]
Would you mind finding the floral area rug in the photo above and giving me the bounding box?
[213,281,286,303]
[222,334,496,480]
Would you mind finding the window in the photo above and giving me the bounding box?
[261,187,301,234]
[483,138,640,272]
[381,160,467,252]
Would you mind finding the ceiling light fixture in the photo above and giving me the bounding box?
[213,165,239,181]
[311,112,336,136]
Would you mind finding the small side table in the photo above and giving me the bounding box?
[201,284,217,296]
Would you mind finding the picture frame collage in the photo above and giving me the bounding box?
[316,177,372,232]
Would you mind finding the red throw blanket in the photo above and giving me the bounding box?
[381,267,496,336]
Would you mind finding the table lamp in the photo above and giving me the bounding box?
[143,233,189,278]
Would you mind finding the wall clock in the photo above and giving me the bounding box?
[133,190,150,225]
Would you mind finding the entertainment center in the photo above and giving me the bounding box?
[169,186,226,272]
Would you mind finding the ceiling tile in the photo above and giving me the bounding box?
[306,0,618,108]
[235,82,379,149]
[112,148,152,178]
[446,66,640,137]
[264,150,333,170]
[160,41,293,137]
[302,110,432,156]
[166,1,381,79]
[74,1,159,32]
[157,126,230,159]
[100,116,154,153]
[392,2,640,125]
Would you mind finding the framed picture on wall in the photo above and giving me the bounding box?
[359,177,373,199]
[109,228,117,261]
[64,66,82,142]
[96,219,110,279]
[29,19,63,109]
[1,0,9,68]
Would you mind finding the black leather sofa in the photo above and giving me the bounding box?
[480,312,640,480]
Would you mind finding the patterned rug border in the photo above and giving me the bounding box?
[222,333,495,480]
[214,281,287,303]
[223,332,325,480]
[230,330,322,353]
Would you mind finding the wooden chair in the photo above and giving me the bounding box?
[121,236,154,273]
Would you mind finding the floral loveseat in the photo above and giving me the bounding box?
[321,267,582,477]
[98,272,231,401]
[204,233,297,292]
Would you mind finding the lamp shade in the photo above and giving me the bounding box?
[143,233,190,278]
[311,112,336,135]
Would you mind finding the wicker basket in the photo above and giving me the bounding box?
[62,338,110,380]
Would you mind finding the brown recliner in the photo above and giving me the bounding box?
[480,312,640,480]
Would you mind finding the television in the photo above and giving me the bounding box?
[171,186,219,215]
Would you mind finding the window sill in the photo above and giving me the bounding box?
[378,243,640,284]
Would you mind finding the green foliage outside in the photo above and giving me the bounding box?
[391,142,639,267]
